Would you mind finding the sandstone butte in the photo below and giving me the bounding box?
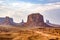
[24,13,51,27]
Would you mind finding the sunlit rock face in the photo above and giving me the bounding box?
[26,13,44,26]
[0,16,13,25]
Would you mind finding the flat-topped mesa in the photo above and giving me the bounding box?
[26,13,51,27]
[26,13,44,26]
[0,16,13,25]
[3,16,12,25]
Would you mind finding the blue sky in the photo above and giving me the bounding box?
[19,0,60,4]
[5,0,60,3]
[1,0,60,4]
[0,0,60,24]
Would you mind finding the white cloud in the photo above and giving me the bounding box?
[0,0,4,3]
[0,1,60,23]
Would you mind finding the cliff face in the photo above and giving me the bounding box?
[25,13,51,27]
[27,13,44,26]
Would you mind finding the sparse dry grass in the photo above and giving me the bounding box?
[0,26,60,40]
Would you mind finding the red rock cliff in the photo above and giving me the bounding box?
[26,13,44,26]
[26,13,51,27]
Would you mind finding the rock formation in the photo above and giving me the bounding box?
[0,13,51,27]
[46,20,50,24]
[17,20,25,26]
[0,16,13,25]
[46,20,60,27]
[26,13,51,27]
[27,13,44,26]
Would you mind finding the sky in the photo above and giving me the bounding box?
[0,0,60,24]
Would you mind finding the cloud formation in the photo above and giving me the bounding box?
[0,0,60,24]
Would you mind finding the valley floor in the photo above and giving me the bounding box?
[0,26,60,40]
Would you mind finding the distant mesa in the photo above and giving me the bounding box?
[0,16,14,25]
[25,13,51,27]
[26,13,44,26]
[46,20,60,27]
[0,13,56,27]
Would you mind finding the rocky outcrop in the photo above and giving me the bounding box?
[26,13,51,27]
[27,13,44,26]
[46,20,60,27]
[0,16,13,25]
[46,20,50,24]
[0,13,51,27]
